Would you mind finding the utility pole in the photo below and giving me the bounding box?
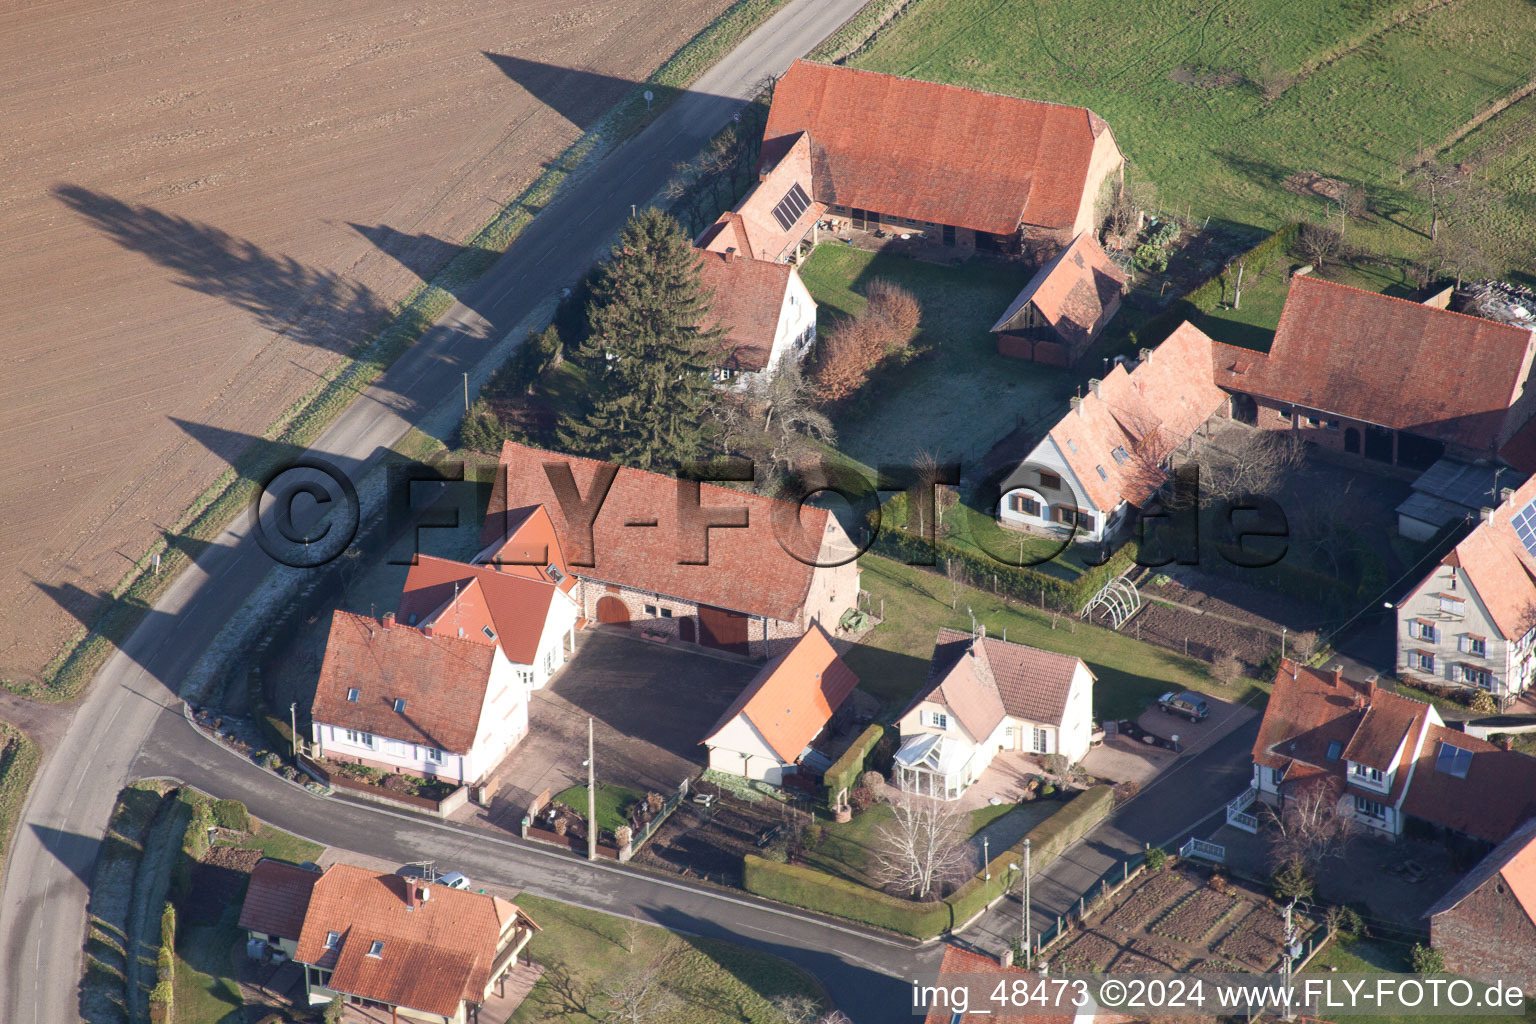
[290,702,299,760]
[1281,898,1297,1021]
[463,372,470,413]
[1023,838,1033,967]
[587,717,597,861]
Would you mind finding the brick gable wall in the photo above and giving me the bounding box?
[1431,878,1536,993]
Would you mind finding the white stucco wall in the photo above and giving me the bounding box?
[1395,562,1529,700]
[706,715,791,784]
[998,437,1111,543]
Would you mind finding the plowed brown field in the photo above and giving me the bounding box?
[0,0,733,682]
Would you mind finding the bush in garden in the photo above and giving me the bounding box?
[1135,244,1168,273]
[1469,689,1497,715]
[615,825,632,849]
[210,798,250,832]
[1145,847,1168,872]
[1411,943,1445,973]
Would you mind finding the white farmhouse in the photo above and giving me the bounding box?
[1395,474,1536,708]
[696,249,817,386]
[702,624,859,786]
[310,555,579,786]
[893,628,1095,800]
[996,322,1226,543]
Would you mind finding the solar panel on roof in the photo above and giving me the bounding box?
[1513,500,1536,557]
[770,183,811,231]
[1434,741,1473,779]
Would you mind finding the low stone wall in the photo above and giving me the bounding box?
[301,756,468,817]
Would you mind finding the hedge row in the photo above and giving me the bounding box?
[822,724,885,806]
[869,526,1139,614]
[149,901,175,1024]
[744,785,1118,937]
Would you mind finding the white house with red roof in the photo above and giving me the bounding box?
[310,543,579,784]
[695,249,817,385]
[894,628,1095,800]
[702,624,859,785]
[1250,661,1536,842]
[242,860,540,1024]
[997,322,1228,543]
[1394,474,1536,707]
[480,442,860,658]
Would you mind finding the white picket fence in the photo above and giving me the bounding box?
[1225,786,1260,834]
[1179,837,1226,863]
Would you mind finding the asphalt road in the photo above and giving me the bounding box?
[960,716,1261,956]
[0,2,873,1021]
[131,708,934,1021]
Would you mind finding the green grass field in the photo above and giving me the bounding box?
[854,0,1536,275]
[511,895,827,1023]
[846,554,1265,718]
[799,245,1069,470]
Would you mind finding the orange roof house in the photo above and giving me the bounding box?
[239,860,320,949]
[245,861,540,1023]
[1393,473,1536,706]
[762,60,1122,246]
[992,231,1128,365]
[1212,276,1536,462]
[997,322,1228,543]
[1251,661,1536,843]
[702,624,860,784]
[1428,817,1536,991]
[695,249,817,376]
[479,442,860,658]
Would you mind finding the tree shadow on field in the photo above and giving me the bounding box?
[481,52,640,131]
[53,185,390,355]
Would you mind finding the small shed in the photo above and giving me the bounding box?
[991,232,1127,366]
[1395,459,1525,540]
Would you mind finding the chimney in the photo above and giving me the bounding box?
[421,622,435,638]
[1480,506,1495,523]
[381,611,395,629]
[1500,486,1516,504]
[406,881,418,911]
[1088,378,1102,398]
[1332,665,1345,687]
[1364,675,1378,702]
[1140,347,1154,363]
[1070,396,1083,417]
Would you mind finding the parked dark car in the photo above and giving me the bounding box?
[1157,690,1210,722]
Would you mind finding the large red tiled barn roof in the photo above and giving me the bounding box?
[480,442,834,623]
[1211,276,1536,452]
[764,60,1114,236]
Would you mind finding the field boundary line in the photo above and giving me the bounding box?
[4,0,794,704]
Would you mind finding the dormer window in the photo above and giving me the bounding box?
[367,940,385,958]
[1350,763,1384,783]
[346,687,360,703]
[393,698,406,713]
[324,930,340,949]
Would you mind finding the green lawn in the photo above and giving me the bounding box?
[854,0,1536,276]
[847,554,1266,718]
[804,800,1044,886]
[554,784,644,835]
[799,244,1069,470]
[173,905,243,1024]
[212,818,324,866]
[1306,938,1536,1024]
[0,722,40,872]
[510,895,828,1023]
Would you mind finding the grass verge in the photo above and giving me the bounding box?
[511,894,829,1023]
[0,722,40,867]
[9,0,795,703]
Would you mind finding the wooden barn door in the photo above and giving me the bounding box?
[595,596,630,625]
[697,605,750,654]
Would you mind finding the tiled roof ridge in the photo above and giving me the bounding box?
[788,58,1109,124]
[1289,274,1535,335]
[333,607,498,654]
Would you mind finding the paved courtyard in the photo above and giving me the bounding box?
[455,629,760,832]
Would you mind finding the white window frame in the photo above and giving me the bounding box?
[1353,796,1387,820]
[928,711,948,730]
[1351,763,1384,783]
[343,729,374,749]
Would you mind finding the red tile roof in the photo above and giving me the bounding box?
[397,555,563,664]
[311,610,498,754]
[698,132,823,264]
[696,251,797,373]
[1422,473,1536,639]
[906,628,1089,739]
[1018,322,1227,512]
[1428,817,1536,924]
[293,864,531,1017]
[1399,724,1536,843]
[991,231,1127,342]
[1211,276,1536,452]
[480,442,835,623]
[238,859,320,941]
[704,624,859,762]
[764,60,1116,235]
[926,945,1137,1024]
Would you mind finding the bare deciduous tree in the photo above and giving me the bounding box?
[1104,162,1160,240]
[770,995,850,1024]
[1211,651,1242,687]
[864,277,921,353]
[1265,778,1354,872]
[604,940,684,1023]
[814,321,874,402]
[1295,221,1348,269]
[1410,157,1468,242]
[945,558,965,609]
[1185,430,1304,507]
[873,787,976,900]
